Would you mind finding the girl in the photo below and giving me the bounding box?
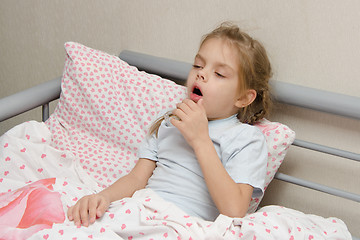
[67,22,272,227]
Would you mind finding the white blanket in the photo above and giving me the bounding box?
[0,121,352,239]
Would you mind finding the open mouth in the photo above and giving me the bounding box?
[190,85,203,102]
[192,86,203,96]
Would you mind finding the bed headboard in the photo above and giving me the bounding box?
[120,50,360,120]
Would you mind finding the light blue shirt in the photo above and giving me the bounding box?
[138,113,268,221]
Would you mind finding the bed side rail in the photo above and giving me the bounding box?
[0,77,61,122]
[2,51,360,122]
[120,50,360,120]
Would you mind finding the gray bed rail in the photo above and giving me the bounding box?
[0,50,359,239]
[120,50,360,120]
[1,50,360,122]
[0,77,61,122]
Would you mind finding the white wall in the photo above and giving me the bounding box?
[0,0,359,236]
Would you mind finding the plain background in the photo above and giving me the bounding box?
[0,0,359,236]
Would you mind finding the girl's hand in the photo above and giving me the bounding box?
[67,193,110,227]
[67,158,156,227]
[171,99,209,149]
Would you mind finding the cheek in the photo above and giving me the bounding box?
[186,69,197,81]
[186,75,196,95]
[185,83,192,96]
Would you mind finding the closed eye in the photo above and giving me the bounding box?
[215,72,225,78]
[192,64,203,69]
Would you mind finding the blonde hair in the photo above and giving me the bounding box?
[149,22,272,136]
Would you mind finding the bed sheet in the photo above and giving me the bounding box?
[0,121,351,240]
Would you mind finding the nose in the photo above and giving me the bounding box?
[197,69,207,82]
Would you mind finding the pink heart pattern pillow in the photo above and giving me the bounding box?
[46,42,295,212]
[249,118,295,212]
[46,42,186,188]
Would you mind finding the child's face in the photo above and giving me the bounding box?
[186,38,246,121]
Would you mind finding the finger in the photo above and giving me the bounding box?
[79,200,90,227]
[71,204,82,227]
[197,98,205,110]
[182,99,198,110]
[170,117,185,133]
[172,107,187,121]
[170,115,182,128]
[67,206,74,221]
[96,198,109,218]
[176,101,192,113]
[88,197,98,224]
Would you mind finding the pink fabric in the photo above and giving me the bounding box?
[248,118,295,212]
[46,42,186,189]
[0,178,65,240]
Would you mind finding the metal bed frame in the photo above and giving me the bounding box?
[0,50,359,239]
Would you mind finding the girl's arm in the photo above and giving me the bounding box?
[171,99,253,218]
[67,158,156,227]
[192,139,253,218]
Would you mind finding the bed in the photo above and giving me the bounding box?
[0,42,359,240]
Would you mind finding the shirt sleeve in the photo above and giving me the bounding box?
[221,125,268,198]
[137,109,170,161]
[137,132,158,162]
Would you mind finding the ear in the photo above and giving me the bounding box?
[235,89,257,108]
